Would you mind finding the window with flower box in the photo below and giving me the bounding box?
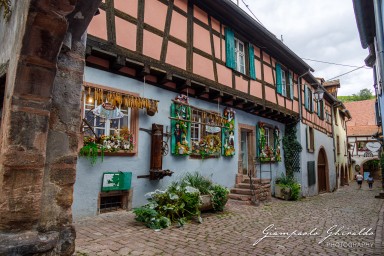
[82,83,141,155]
[256,122,281,162]
[170,95,235,158]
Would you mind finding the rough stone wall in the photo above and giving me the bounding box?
[0,0,100,255]
[255,183,272,202]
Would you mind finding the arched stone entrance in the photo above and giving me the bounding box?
[318,148,329,193]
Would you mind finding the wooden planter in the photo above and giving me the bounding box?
[274,184,291,200]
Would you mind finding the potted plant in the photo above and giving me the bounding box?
[274,174,301,201]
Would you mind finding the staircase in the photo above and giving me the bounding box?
[229,178,272,202]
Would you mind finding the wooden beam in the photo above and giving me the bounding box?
[138,64,150,78]
[243,101,256,110]
[111,55,126,70]
[160,72,173,85]
[233,98,245,107]
[209,90,223,100]
[176,79,191,91]
[222,95,234,103]
[195,87,209,97]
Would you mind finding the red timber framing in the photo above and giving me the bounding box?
[85,0,335,128]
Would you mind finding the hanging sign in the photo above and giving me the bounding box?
[366,142,381,152]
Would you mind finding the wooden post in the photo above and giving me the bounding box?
[150,124,163,170]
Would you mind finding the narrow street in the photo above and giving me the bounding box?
[75,182,384,256]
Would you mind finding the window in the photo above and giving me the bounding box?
[241,130,249,175]
[82,84,139,154]
[336,135,340,155]
[234,38,245,74]
[317,100,324,120]
[224,27,256,79]
[304,85,313,112]
[276,63,293,99]
[334,108,338,125]
[171,101,231,157]
[325,110,331,123]
[191,109,202,145]
[306,127,314,152]
[257,122,281,162]
[83,92,131,137]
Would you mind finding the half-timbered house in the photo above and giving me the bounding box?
[73,0,338,218]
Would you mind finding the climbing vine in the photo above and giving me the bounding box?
[282,125,302,178]
[0,0,12,21]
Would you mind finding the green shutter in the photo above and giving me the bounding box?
[289,72,293,99]
[171,103,176,154]
[304,86,308,110]
[317,101,321,117]
[310,91,314,112]
[225,27,236,69]
[276,63,282,94]
[249,45,256,80]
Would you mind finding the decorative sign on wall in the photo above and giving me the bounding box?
[366,142,381,153]
[171,95,191,156]
[256,121,281,162]
[222,108,235,156]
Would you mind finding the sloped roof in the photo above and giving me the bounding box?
[344,99,377,136]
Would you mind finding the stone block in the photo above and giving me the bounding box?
[56,185,74,208]
[0,230,59,255]
[0,167,43,230]
[13,63,56,98]
[50,167,76,186]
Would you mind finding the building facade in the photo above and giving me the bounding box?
[345,100,381,180]
[73,0,337,218]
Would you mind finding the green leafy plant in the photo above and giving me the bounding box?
[210,184,229,211]
[79,142,103,165]
[134,186,201,229]
[181,172,213,195]
[134,172,229,229]
[275,173,301,201]
[282,125,302,177]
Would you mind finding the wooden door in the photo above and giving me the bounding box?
[317,148,327,193]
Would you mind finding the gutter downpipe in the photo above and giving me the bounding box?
[373,0,384,189]
[298,69,311,122]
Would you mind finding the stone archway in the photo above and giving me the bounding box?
[317,148,329,193]
[0,1,101,255]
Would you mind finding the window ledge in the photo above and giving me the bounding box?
[307,149,314,153]
[99,151,137,156]
[189,154,220,159]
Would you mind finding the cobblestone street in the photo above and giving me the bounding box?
[75,182,384,256]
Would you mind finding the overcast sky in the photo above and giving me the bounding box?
[231,0,373,96]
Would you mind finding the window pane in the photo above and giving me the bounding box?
[241,131,248,174]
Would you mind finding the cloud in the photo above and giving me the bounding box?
[232,0,373,95]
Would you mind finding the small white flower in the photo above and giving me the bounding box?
[185,186,199,194]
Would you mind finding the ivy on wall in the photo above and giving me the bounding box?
[282,125,302,177]
[0,0,12,21]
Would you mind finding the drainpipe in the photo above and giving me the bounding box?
[374,0,384,149]
[298,69,311,122]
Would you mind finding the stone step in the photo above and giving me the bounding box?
[243,178,271,184]
[236,183,264,189]
[237,182,271,189]
[228,193,251,201]
[230,188,253,195]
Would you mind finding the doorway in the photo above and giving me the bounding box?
[317,148,328,193]
[240,129,254,177]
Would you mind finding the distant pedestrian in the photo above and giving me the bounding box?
[356,172,363,189]
[367,174,374,190]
